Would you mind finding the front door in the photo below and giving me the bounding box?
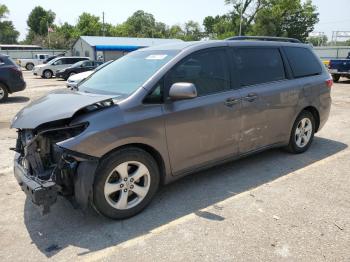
[163,48,242,175]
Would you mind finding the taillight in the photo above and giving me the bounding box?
[326,78,333,88]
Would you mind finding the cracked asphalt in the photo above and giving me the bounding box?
[0,71,349,261]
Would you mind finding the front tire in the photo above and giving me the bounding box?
[43,70,53,79]
[25,63,34,71]
[0,83,8,102]
[287,110,315,154]
[93,148,160,219]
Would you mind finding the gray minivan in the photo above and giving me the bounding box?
[11,37,332,219]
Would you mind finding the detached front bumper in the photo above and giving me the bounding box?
[13,153,58,214]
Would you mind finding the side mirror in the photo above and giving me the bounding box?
[169,82,197,100]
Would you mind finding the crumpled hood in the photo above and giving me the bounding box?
[11,89,120,129]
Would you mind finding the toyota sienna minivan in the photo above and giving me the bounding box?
[11,37,332,219]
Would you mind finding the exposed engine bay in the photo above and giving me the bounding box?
[11,98,117,214]
[13,121,97,214]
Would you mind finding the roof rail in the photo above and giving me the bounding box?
[226,36,301,43]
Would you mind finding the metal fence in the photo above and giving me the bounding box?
[313,46,350,60]
[0,49,71,59]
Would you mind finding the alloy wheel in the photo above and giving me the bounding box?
[44,71,52,78]
[104,161,151,210]
[295,118,312,148]
[0,87,4,100]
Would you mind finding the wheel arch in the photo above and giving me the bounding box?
[302,106,320,133]
[0,81,9,91]
[100,143,167,185]
[25,62,34,68]
[43,69,53,77]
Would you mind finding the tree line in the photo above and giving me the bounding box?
[1,1,348,49]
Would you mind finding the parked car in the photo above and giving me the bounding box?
[33,56,90,79]
[0,54,26,102]
[18,54,49,71]
[11,37,332,219]
[66,60,114,88]
[66,71,94,89]
[43,53,66,64]
[328,52,350,82]
[56,60,103,80]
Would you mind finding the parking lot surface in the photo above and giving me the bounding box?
[0,71,349,261]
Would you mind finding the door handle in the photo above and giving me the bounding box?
[243,93,258,102]
[225,97,241,106]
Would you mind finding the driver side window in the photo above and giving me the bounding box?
[54,59,63,65]
[166,49,230,97]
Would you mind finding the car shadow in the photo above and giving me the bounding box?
[3,96,30,104]
[337,78,350,84]
[23,136,347,258]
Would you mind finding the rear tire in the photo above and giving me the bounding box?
[286,110,315,154]
[43,70,53,79]
[332,74,340,82]
[0,83,8,102]
[93,147,160,219]
[25,63,34,71]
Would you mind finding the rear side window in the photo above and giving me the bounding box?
[167,49,230,96]
[74,58,88,63]
[235,48,286,87]
[284,47,322,78]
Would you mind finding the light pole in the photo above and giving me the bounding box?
[239,0,243,36]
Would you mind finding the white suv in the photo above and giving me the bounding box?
[33,56,90,79]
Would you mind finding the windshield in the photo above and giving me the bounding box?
[79,50,179,95]
[48,57,60,65]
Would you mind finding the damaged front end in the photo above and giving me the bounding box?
[13,122,98,214]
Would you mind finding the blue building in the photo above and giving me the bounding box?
[72,36,183,61]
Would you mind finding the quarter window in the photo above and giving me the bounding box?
[284,47,322,78]
[235,48,286,87]
[144,82,163,104]
[167,49,230,96]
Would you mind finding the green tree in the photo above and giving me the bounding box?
[123,10,158,37]
[111,23,130,37]
[27,6,55,36]
[76,13,102,36]
[204,14,236,39]
[252,0,319,41]
[183,21,202,41]
[307,35,328,46]
[168,25,185,39]
[224,0,267,35]
[0,4,19,44]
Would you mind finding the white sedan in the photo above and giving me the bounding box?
[66,60,113,89]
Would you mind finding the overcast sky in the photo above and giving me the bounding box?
[2,0,350,41]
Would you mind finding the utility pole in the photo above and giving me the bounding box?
[102,12,105,37]
[239,0,243,36]
[47,21,51,48]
